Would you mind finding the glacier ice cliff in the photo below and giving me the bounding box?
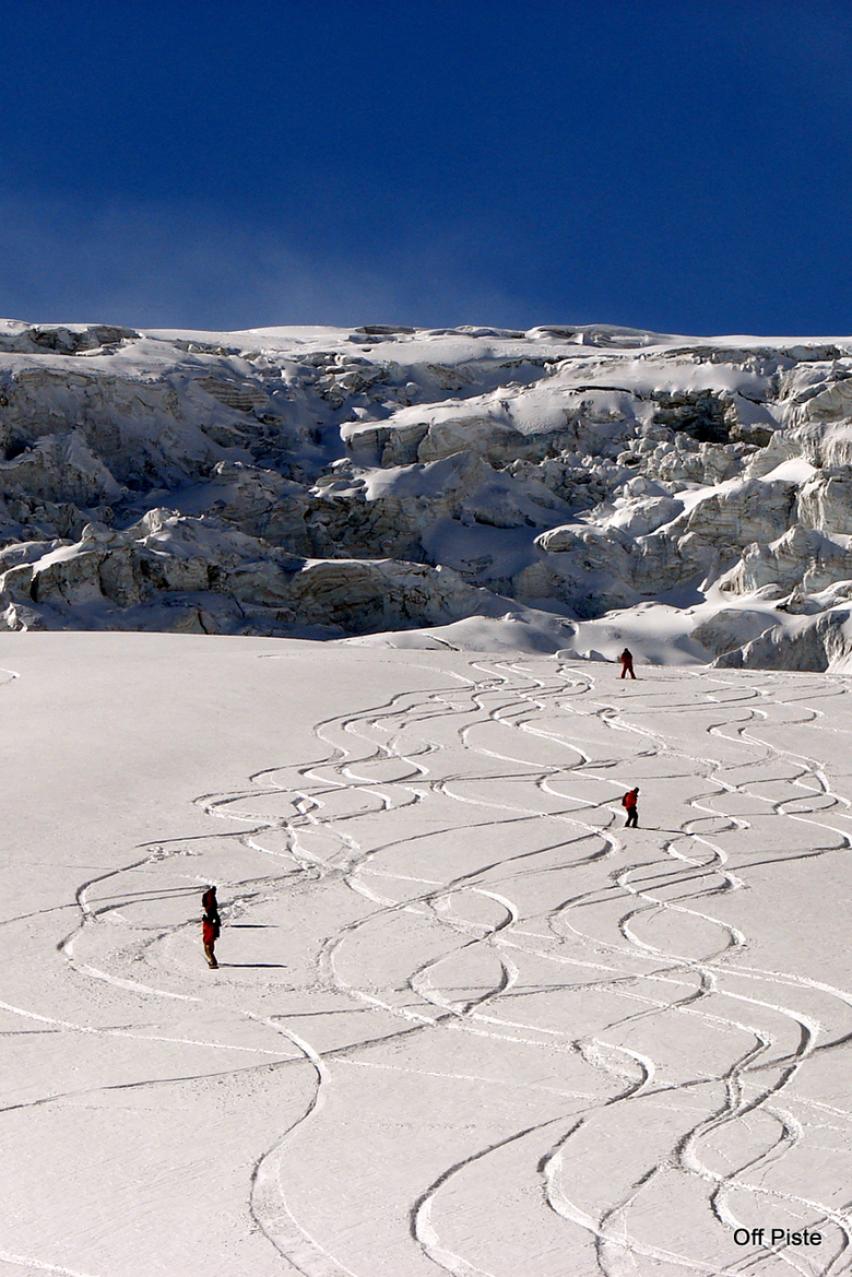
[0,317,850,670]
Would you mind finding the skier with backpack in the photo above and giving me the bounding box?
[622,787,640,828]
[201,885,221,969]
[619,648,636,680]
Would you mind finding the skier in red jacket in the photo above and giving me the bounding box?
[622,787,640,828]
[619,648,636,679]
[201,885,221,969]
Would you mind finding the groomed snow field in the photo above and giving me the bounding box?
[1,633,850,1277]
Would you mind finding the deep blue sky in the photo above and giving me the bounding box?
[2,1,850,334]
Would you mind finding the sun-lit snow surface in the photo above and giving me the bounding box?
[1,318,851,668]
[2,633,851,1276]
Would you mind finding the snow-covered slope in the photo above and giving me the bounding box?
[2,635,851,1274]
[1,318,851,669]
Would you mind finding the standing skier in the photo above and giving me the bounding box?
[619,648,636,680]
[201,885,221,969]
[622,787,640,828]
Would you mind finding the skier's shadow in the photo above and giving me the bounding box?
[643,827,694,834]
[221,962,288,969]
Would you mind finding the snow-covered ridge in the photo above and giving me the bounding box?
[1,318,850,669]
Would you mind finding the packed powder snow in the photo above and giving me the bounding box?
[1,633,850,1276]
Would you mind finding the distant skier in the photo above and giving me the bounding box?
[622,787,640,828]
[619,648,636,680]
[201,885,221,969]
